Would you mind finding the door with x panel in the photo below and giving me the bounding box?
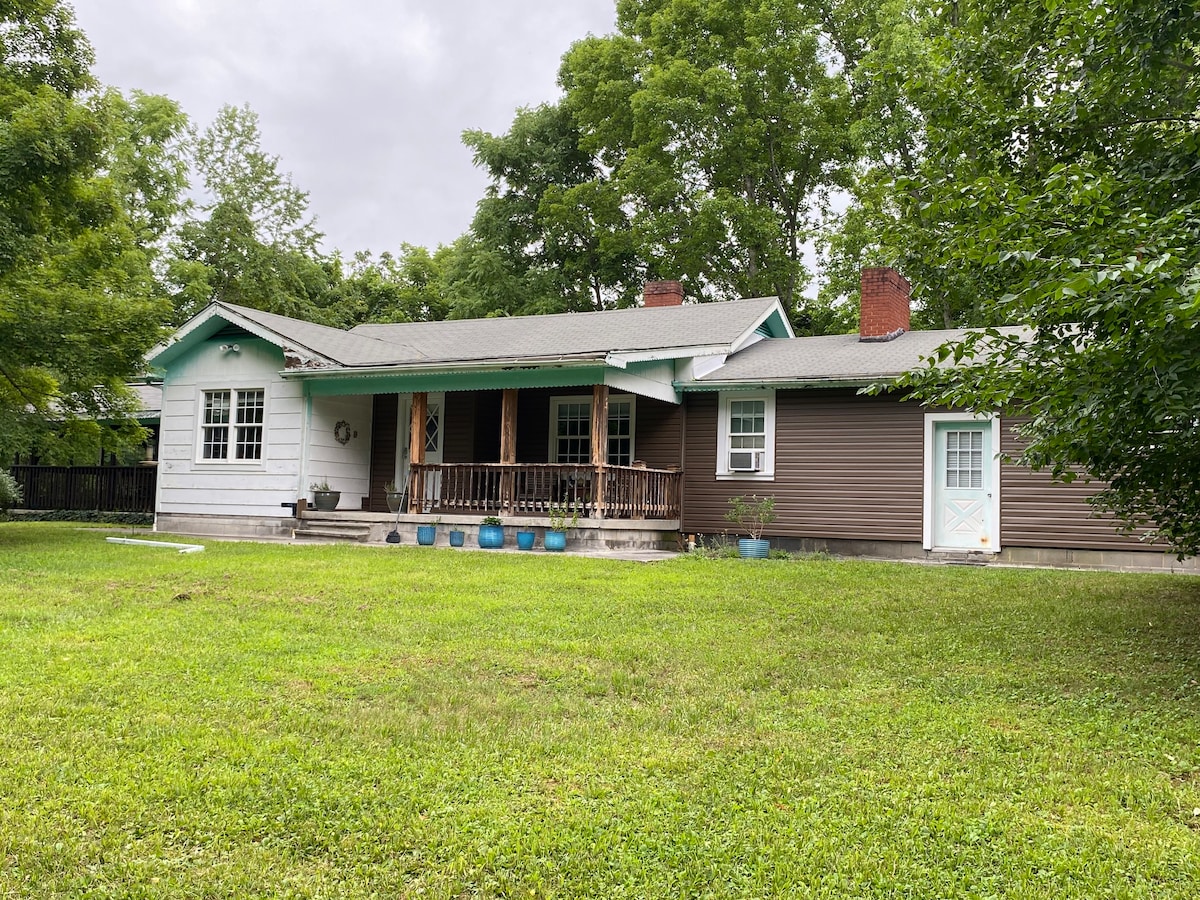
[931,421,996,551]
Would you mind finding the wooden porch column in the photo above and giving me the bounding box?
[591,384,609,519]
[500,388,518,513]
[408,392,427,513]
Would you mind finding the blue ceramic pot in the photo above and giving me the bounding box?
[449,530,465,547]
[516,530,536,550]
[738,538,769,559]
[544,530,567,552]
[416,524,436,546]
[478,524,504,548]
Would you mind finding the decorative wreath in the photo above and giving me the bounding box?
[333,419,353,445]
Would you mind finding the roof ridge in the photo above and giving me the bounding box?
[350,295,780,334]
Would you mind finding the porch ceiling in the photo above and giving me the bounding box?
[300,365,612,397]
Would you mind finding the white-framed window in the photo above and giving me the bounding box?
[199,388,265,461]
[549,395,635,465]
[716,390,775,479]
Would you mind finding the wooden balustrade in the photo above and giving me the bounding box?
[407,463,681,520]
[9,465,157,513]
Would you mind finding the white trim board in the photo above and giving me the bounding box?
[923,412,1002,553]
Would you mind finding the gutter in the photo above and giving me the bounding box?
[675,375,904,391]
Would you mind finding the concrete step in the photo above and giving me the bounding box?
[930,550,992,566]
[294,524,372,543]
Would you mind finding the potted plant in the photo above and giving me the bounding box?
[384,480,405,513]
[544,501,580,552]
[448,527,466,547]
[416,517,439,546]
[310,480,340,512]
[725,495,776,558]
[477,515,505,549]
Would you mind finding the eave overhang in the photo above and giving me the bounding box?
[677,374,905,392]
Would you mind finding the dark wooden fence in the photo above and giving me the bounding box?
[10,465,157,513]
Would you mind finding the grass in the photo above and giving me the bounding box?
[1,522,1198,898]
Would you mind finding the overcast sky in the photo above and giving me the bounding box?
[70,0,617,257]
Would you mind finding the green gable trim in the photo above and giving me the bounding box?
[760,309,792,338]
[298,365,612,397]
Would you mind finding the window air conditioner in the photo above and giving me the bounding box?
[728,450,764,472]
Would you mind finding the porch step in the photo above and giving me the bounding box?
[293,522,372,543]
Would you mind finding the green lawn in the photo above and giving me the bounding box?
[1,523,1198,898]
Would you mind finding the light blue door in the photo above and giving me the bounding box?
[932,422,995,550]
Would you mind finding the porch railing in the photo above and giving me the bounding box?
[9,465,157,513]
[408,463,681,520]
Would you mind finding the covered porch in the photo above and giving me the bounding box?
[393,385,683,521]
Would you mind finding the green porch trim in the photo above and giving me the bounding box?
[297,365,613,397]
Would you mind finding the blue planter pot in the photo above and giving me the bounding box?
[449,530,465,547]
[416,524,436,546]
[544,530,567,552]
[738,538,770,559]
[516,530,536,551]
[478,524,504,549]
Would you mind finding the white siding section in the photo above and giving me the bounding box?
[157,338,304,519]
[308,393,373,509]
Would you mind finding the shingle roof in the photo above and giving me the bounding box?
[215,303,402,366]
[346,297,783,366]
[695,326,1028,386]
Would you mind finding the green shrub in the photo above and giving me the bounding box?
[0,470,22,512]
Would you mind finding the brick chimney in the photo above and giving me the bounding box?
[859,267,910,342]
[643,280,684,307]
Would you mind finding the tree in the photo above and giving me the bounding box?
[456,103,639,317]
[169,104,333,324]
[888,0,1200,555]
[329,245,454,327]
[559,0,857,312]
[0,0,174,464]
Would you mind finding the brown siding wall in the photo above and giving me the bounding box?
[634,397,683,470]
[999,422,1157,551]
[682,391,1163,553]
[682,389,924,541]
[516,389,552,462]
[367,394,398,512]
[441,392,476,464]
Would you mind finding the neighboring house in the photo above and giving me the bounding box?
[146,269,1194,571]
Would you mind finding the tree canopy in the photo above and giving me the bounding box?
[0,0,178,464]
[885,0,1200,555]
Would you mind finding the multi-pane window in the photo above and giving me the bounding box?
[202,389,264,460]
[554,401,592,463]
[945,430,983,488]
[234,390,265,459]
[202,391,231,459]
[729,399,766,450]
[607,400,633,466]
[551,397,634,465]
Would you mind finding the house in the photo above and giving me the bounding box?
[146,269,1195,572]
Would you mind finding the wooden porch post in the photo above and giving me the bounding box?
[408,392,427,513]
[500,388,518,514]
[591,384,608,519]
